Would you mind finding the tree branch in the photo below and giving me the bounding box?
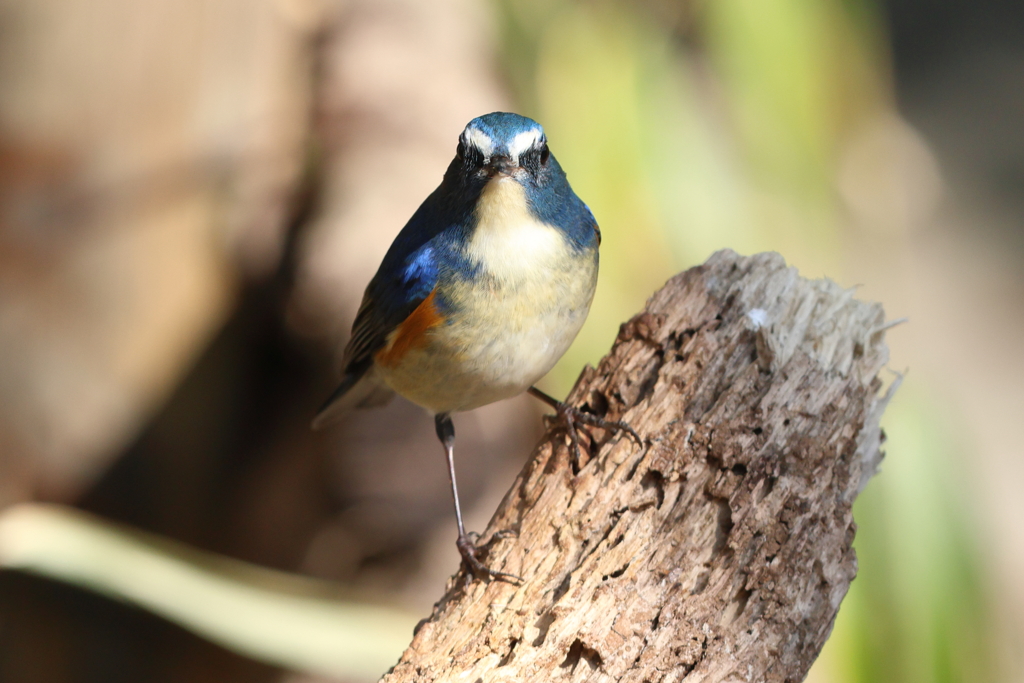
[383,250,897,683]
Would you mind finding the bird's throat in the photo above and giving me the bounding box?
[466,177,565,282]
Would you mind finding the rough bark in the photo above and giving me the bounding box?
[382,250,896,683]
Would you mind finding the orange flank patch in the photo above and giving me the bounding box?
[375,289,444,368]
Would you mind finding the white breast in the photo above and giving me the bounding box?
[376,177,598,414]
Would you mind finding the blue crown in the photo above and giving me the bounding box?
[460,112,546,159]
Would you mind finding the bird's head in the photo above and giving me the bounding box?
[455,112,553,185]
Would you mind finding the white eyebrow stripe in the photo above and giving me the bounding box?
[508,129,542,161]
[463,128,495,156]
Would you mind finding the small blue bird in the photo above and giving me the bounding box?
[314,112,637,580]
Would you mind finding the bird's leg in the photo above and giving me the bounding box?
[434,414,521,584]
[527,386,643,468]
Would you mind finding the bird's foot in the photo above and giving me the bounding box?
[529,387,643,471]
[456,533,521,584]
[555,404,644,470]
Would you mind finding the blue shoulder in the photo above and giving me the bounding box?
[365,184,476,323]
[400,245,438,299]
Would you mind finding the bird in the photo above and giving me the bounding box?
[313,112,639,581]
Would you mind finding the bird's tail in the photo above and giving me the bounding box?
[311,366,394,430]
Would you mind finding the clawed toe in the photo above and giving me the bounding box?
[560,404,643,448]
[528,386,643,468]
[456,534,521,584]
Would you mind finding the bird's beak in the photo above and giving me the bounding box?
[484,155,517,177]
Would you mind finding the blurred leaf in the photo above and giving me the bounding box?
[0,504,417,680]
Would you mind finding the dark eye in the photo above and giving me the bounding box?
[459,143,485,168]
[540,144,550,164]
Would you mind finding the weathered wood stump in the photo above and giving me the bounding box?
[383,250,896,683]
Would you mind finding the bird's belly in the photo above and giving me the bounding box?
[378,252,597,414]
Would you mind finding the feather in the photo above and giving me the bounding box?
[312,244,441,427]
[311,363,395,430]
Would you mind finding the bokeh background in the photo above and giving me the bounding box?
[0,0,1021,681]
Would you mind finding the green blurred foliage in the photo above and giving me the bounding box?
[816,385,998,683]
[495,1,1001,682]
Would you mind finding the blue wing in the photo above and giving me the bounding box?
[341,243,439,373]
[311,244,438,428]
[312,168,478,428]
[311,184,457,427]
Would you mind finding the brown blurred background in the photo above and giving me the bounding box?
[0,0,1021,681]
